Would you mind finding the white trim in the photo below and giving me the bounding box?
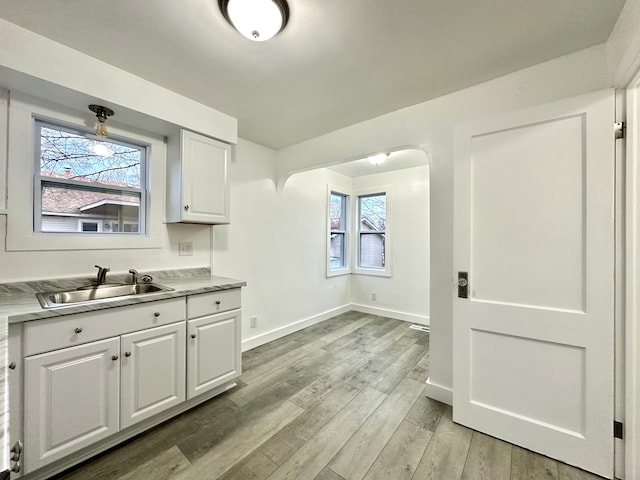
[326,185,351,277]
[241,304,352,352]
[424,377,453,406]
[352,185,392,277]
[350,303,429,325]
[6,92,163,251]
[625,68,640,480]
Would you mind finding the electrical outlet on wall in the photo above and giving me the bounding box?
[250,316,258,328]
[178,241,193,256]
[372,292,377,301]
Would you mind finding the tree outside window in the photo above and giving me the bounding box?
[358,193,386,269]
[36,121,146,234]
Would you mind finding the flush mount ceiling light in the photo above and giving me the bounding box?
[367,153,389,166]
[88,104,114,138]
[219,0,289,42]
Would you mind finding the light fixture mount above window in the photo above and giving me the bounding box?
[219,0,289,42]
[88,104,114,138]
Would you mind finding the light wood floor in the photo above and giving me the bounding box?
[53,311,604,480]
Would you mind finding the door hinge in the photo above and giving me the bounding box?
[614,421,623,439]
[614,122,625,140]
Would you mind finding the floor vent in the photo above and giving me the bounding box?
[410,324,430,333]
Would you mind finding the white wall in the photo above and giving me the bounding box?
[350,166,430,324]
[212,139,352,349]
[275,44,611,402]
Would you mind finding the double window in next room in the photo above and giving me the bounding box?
[327,187,390,277]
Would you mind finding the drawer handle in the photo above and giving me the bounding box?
[191,334,197,339]
[8,361,16,370]
[74,327,83,334]
[125,352,132,357]
[215,300,221,305]
[112,355,119,361]
[154,312,161,317]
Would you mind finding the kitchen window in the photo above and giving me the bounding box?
[35,120,147,235]
[327,190,349,275]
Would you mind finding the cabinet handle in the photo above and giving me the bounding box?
[74,327,83,334]
[8,361,16,370]
[184,205,190,211]
[125,352,132,357]
[112,355,119,361]
[191,334,197,339]
[215,300,221,305]
[154,312,161,317]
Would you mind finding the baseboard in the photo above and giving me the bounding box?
[425,377,453,406]
[350,303,430,325]
[241,304,352,351]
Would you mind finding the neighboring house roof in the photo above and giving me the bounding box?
[41,172,139,215]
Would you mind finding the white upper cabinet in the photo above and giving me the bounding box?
[166,129,231,224]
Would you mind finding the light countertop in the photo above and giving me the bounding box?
[0,269,246,324]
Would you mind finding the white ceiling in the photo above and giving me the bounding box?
[0,0,625,149]
[328,149,428,178]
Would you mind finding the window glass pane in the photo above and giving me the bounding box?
[39,125,142,188]
[81,222,98,232]
[360,233,385,268]
[330,193,345,231]
[359,194,386,232]
[330,232,345,268]
[40,185,140,234]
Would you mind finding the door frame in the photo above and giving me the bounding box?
[625,67,640,480]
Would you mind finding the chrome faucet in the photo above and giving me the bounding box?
[95,265,110,285]
[128,269,139,285]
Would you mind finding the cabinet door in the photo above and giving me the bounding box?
[120,322,185,429]
[181,130,230,224]
[24,337,120,473]
[187,310,241,400]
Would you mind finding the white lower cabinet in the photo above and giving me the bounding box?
[187,309,241,399]
[120,322,186,429]
[13,288,242,478]
[24,337,120,472]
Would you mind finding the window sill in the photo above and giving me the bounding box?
[6,232,162,251]
[327,268,351,278]
[353,267,391,278]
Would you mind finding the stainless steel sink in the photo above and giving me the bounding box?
[36,283,174,308]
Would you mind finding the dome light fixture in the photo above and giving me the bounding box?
[219,0,289,42]
[88,104,114,138]
[367,153,389,166]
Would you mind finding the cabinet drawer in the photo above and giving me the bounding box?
[24,298,185,356]
[187,289,241,319]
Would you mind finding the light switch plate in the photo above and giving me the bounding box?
[178,242,193,256]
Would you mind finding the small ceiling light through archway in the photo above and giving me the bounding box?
[368,153,389,166]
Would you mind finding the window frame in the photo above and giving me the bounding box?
[6,92,164,251]
[33,119,148,236]
[326,186,351,277]
[353,187,391,277]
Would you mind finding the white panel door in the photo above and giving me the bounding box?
[181,129,230,224]
[24,337,120,473]
[187,310,241,400]
[453,90,615,478]
[120,322,185,429]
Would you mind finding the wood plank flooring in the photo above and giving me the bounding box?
[53,311,604,480]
